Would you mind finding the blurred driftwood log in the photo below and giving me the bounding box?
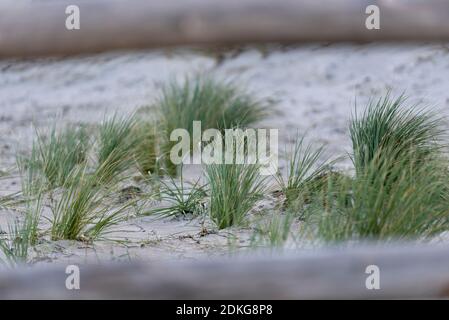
[0,244,449,299]
[1,0,449,57]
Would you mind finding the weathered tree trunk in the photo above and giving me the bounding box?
[1,0,449,58]
[1,243,449,299]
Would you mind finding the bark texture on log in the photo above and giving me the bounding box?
[0,243,449,299]
[0,0,449,57]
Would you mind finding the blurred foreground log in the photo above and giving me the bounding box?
[1,0,449,58]
[0,243,449,299]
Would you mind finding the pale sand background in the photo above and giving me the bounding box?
[1,43,449,265]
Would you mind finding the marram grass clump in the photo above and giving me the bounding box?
[133,120,161,177]
[251,210,296,248]
[304,151,449,242]
[96,113,139,184]
[206,161,268,229]
[275,135,334,209]
[50,164,133,241]
[149,167,207,218]
[0,186,43,266]
[303,94,449,242]
[157,75,268,136]
[156,75,269,175]
[24,126,89,190]
[350,94,445,174]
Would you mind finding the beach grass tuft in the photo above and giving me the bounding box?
[304,94,449,242]
[205,161,267,229]
[25,126,89,189]
[96,113,138,184]
[275,135,333,209]
[50,165,133,241]
[157,75,269,175]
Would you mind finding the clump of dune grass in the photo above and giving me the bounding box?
[205,161,267,229]
[1,159,47,266]
[275,135,334,209]
[17,148,48,200]
[96,114,138,184]
[25,126,89,189]
[305,151,449,242]
[157,75,268,175]
[50,165,133,241]
[158,75,267,136]
[150,168,207,218]
[0,219,30,266]
[0,193,43,266]
[304,94,449,242]
[251,210,296,248]
[21,192,44,247]
[350,94,445,174]
[133,120,161,177]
